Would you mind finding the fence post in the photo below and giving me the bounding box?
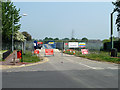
[23,40,26,54]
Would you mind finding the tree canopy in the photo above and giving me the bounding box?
[22,31,32,41]
[113,1,120,31]
[15,31,26,42]
[81,37,88,42]
[2,1,21,43]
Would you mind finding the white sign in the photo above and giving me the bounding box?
[34,43,36,46]
[68,42,78,48]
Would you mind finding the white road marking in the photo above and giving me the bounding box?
[65,58,104,70]
[6,71,12,72]
[107,67,118,69]
[78,63,104,70]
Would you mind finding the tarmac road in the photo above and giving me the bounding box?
[2,51,119,88]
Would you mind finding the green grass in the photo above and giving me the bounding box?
[65,50,120,64]
[22,50,42,63]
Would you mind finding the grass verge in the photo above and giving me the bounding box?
[22,50,42,63]
[65,50,120,64]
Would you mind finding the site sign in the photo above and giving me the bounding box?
[46,41,56,49]
[48,42,54,44]
[68,42,78,48]
[79,42,86,48]
[45,49,54,56]
[81,49,88,54]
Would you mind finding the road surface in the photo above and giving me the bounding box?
[2,51,118,88]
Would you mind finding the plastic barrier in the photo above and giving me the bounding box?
[81,49,88,54]
[34,50,39,54]
[45,49,54,56]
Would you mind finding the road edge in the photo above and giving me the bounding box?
[0,57,49,70]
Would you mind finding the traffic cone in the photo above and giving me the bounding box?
[63,49,65,53]
[70,50,72,53]
[73,51,75,55]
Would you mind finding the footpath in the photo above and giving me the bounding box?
[0,50,49,70]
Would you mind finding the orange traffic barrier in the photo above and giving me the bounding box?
[34,50,39,54]
[45,49,54,56]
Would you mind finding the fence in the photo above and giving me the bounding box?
[2,50,11,60]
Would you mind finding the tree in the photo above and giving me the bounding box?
[102,39,111,43]
[22,31,32,41]
[44,37,49,41]
[54,38,59,41]
[43,37,54,41]
[71,38,76,40]
[0,1,2,31]
[15,31,26,42]
[62,38,69,41]
[113,1,120,31]
[0,1,2,45]
[2,1,21,43]
[49,37,53,40]
[81,37,88,42]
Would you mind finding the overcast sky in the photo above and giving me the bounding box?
[13,2,119,40]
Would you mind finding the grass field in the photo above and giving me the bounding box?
[65,50,120,64]
[22,50,42,63]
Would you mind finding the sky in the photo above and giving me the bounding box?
[13,2,119,40]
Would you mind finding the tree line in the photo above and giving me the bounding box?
[34,37,89,42]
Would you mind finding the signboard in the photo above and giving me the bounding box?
[81,49,88,54]
[45,49,54,56]
[46,41,56,49]
[34,40,38,49]
[34,43,37,46]
[79,42,86,48]
[68,42,78,48]
[48,42,54,44]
